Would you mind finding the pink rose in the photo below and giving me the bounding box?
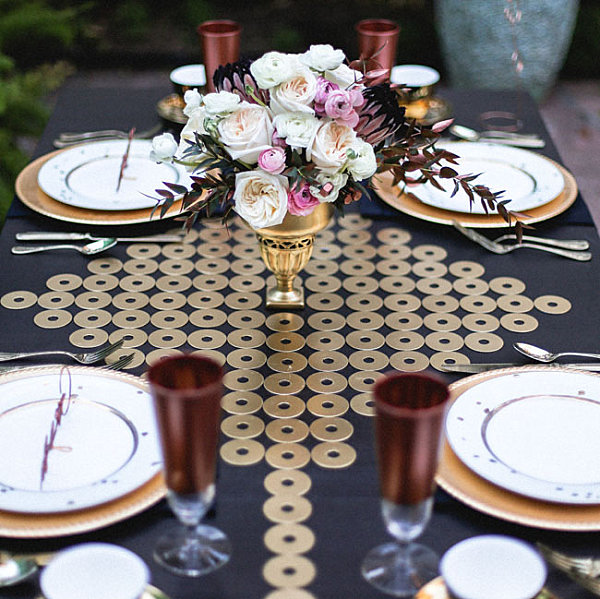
[287,182,320,216]
[258,147,286,174]
[324,89,361,128]
[314,76,339,116]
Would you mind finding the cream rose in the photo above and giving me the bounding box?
[250,51,296,89]
[217,102,274,164]
[178,106,207,155]
[203,91,240,116]
[309,170,348,203]
[300,44,345,72]
[324,63,362,89]
[183,89,202,118]
[308,120,356,172]
[273,112,320,150]
[233,170,289,229]
[347,139,378,180]
[151,132,178,160]
[270,67,317,115]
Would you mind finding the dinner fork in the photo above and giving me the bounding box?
[53,123,162,147]
[492,233,590,251]
[0,339,124,365]
[0,352,134,374]
[452,222,592,261]
[537,543,600,578]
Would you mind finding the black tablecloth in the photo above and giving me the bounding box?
[1,77,599,599]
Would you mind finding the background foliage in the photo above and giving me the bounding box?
[1,0,599,228]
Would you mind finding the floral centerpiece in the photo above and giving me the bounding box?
[151,44,518,230]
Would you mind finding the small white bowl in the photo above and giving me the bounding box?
[390,64,440,88]
[41,543,149,599]
[440,535,546,599]
[170,64,207,88]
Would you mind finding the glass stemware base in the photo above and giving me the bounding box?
[154,524,231,577]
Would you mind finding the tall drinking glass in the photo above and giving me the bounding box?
[362,371,450,597]
[197,20,242,92]
[355,18,400,76]
[148,354,231,577]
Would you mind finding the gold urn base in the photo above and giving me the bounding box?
[254,203,334,310]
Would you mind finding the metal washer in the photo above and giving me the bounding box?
[119,274,155,293]
[189,309,226,329]
[126,244,161,259]
[161,243,196,260]
[464,332,504,353]
[379,276,416,294]
[200,228,230,244]
[228,329,267,349]
[123,258,158,276]
[87,257,122,275]
[228,310,266,329]
[267,353,308,373]
[107,348,145,369]
[75,291,112,310]
[376,227,411,245]
[150,310,188,329]
[425,331,464,352]
[449,260,486,278]
[376,259,411,276]
[350,392,375,416]
[34,309,72,329]
[311,442,357,469]
[265,419,310,444]
[311,244,342,260]
[462,313,500,332]
[265,443,311,470]
[158,258,195,275]
[197,243,231,258]
[340,259,376,277]
[156,275,192,293]
[429,351,471,371]
[149,291,186,310]
[230,275,265,293]
[416,278,453,296]
[108,328,148,348]
[306,331,345,351]
[305,275,341,294]
[489,276,526,295]
[219,439,265,466]
[306,292,344,312]
[304,260,339,277]
[188,329,228,350]
[306,394,349,418]
[221,414,265,439]
[500,313,539,333]
[225,292,262,310]
[453,278,490,296]
[389,351,429,372]
[342,276,378,294]
[148,329,188,349]
[412,244,448,261]
[346,294,384,312]
[73,309,112,328]
[423,313,462,332]
[346,311,385,331]
[263,523,315,555]
[338,213,372,230]
[348,350,389,371]
[308,312,346,331]
[221,390,263,415]
[263,395,306,419]
[231,244,260,259]
[230,259,265,276]
[187,291,225,309]
[266,313,305,332]
[227,348,267,370]
[533,295,571,314]
[422,295,460,313]
[385,312,423,332]
[192,274,229,291]
[412,261,448,278]
[190,349,226,366]
[195,257,229,275]
[460,295,497,313]
[306,372,348,394]
[348,371,383,392]
[308,351,348,372]
[224,369,264,392]
[46,273,82,292]
[497,294,534,313]
[112,292,149,310]
[83,274,119,292]
[386,331,425,351]
[342,245,377,260]
[383,294,421,313]
[262,553,316,588]
[337,229,372,245]
[264,373,306,395]
[267,332,305,353]
[310,417,354,442]
[346,330,385,350]
[69,328,109,348]
[377,244,411,260]
[37,291,74,310]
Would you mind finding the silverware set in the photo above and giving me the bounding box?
[52,123,163,148]
[453,221,592,261]
[538,544,600,597]
[450,124,546,148]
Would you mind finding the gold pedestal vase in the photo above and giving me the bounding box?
[253,202,334,310]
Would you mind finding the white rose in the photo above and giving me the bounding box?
[347,139,378,180]
[233,170,289,229]
[270,67,317,115]
[324,63,362,88]
[250,51,296,89]
[273,112,320,150]
[203,91,241,116]
[183,89,202,117]
[217,102,274,164]
[151,132,178,160]
[300,44,346,72]
[308,120,356,173]
[178,106,207,155]
[309,170,348,203]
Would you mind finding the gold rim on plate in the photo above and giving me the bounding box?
[437,366,600,531]
[372,158,578,228]
[0,365,166,538]
[15,147,185,226]
[415,576,558,599]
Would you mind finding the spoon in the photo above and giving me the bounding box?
[0,553,38,587]
[11,238,117,256]
[450,125,546,148]
[514,342,600,363]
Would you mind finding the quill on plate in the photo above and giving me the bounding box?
[116,127,136,192]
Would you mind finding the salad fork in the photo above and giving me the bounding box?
[492,233,590,251]
[452,222,592,261]
[0,339,124,365]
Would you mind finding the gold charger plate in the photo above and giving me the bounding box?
[437,366,600,531]
[37,584,171,599]
[416,577,558,599]
[156,93,187,126]
[15,148,185,226]
[372,158,578,228]
[0,366,166,538]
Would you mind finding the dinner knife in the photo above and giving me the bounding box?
[15,232,184,243]
[441,363,600,373]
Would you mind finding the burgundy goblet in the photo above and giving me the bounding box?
[355,18,400,77]
[197,20,242,92]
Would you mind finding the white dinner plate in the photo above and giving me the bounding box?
[445,370,600,504]
[37,139,191,211]
[0,367,162,513]
[409,141,564,214]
